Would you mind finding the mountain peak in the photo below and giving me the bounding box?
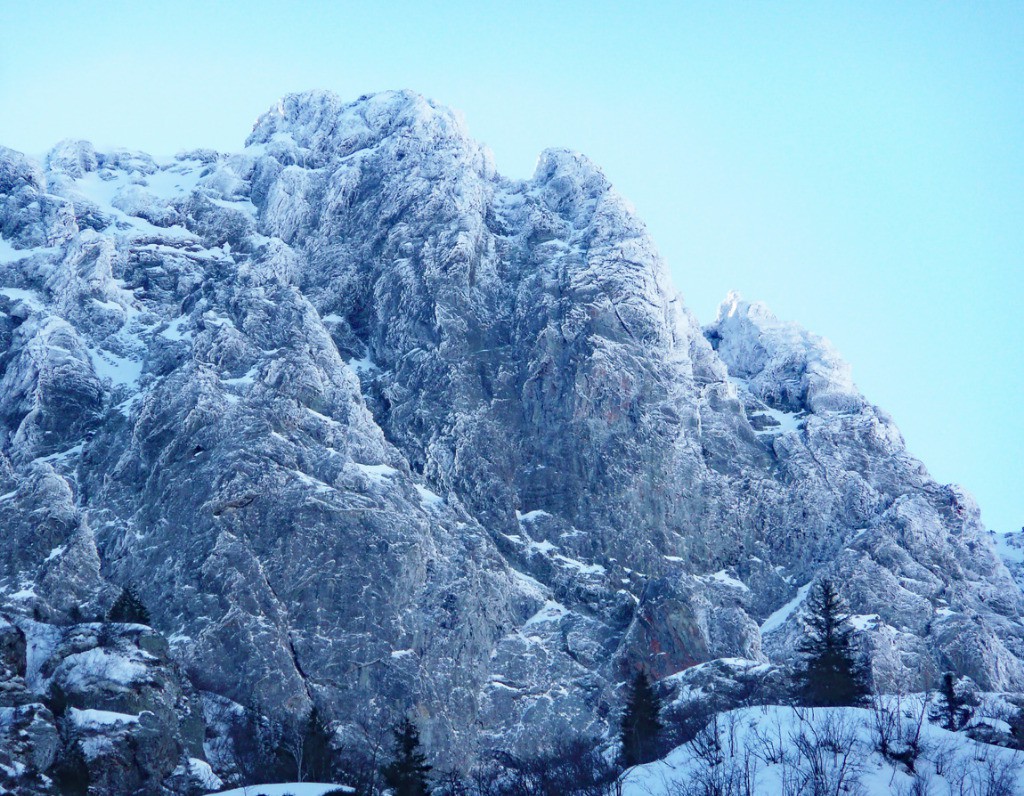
[246,89,472,165]
[708,292,862,414]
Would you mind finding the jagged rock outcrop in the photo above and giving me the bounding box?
[0,616,211,794]
[1,89,1021,791]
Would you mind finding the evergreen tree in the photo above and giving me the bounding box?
[932,672,973,731]
[619,670,663,767]
[382,717,431,796]
[1009,703,1024,750]
[301,706,335,782]
[794,579,871,707]
[48,741,90,796]
[47,681,70,718]
[107,586,150,624]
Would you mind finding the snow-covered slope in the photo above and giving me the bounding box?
[211,785,349,796]
[623,703,1024,796]
[995,530,1024,594]
[0,90,1021,793]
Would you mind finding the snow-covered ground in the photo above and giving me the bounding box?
[622,703,1024,796]
[209,784,351,796]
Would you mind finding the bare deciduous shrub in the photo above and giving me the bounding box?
[471,737,621,796]
[894,770,935,796]
[670,712,759,796]
[785,708,865,796]
[669,754,759,796]
[966,745,1022,796]
[870,692,928,773]
[748,709,788,767]
[664,698,718,749]
[927,735,964,780]
[672,708,868,796]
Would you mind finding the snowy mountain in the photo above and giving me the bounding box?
[0,89,1021,793]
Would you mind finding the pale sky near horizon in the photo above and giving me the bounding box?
[2,1,1021,531]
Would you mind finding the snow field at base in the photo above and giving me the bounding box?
[203,704,1024,796]
[209,784,352,796]
[622,703,1024,796]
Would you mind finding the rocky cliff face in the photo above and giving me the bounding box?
[0,90,1021,792]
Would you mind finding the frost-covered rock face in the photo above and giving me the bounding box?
[1,89,1021,789]
[0,617,205,795]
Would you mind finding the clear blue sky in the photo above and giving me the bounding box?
[2,1,1021,531]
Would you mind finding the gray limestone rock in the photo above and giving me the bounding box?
[0,89,1020,790]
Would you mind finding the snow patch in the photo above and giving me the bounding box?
[993,530,1024,565]
[69,708,140,728]
[754,405,804,435]
[222,365,259,386]
[209,784,353,796]
[291,469,334,493]
[0,238,60,265]
[355,462,400,483]
[61,647,148,687]
[160,314,192,341]
[415,484,443,508]
[760,582,812,634]
[516,509,552,523]
[188,758,223,792]
[207,195,258,218]
[849,613,879,631]
[523,600,568,628]
[347,355,379,375]
[0,286,45,310]
[702,569,750,592]
[38,443,84,463]
[553,554,606,576]
[87,347,143,388]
